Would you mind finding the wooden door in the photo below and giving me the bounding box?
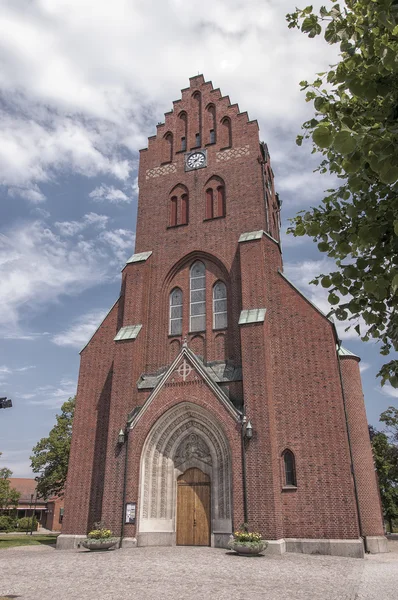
[176,468,210,546]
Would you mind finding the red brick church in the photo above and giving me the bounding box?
[58,75,386,557]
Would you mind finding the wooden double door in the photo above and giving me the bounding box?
[176,468,211,546]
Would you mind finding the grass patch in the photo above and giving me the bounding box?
[0,536,58,549]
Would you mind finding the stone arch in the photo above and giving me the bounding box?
[138,402,232,546]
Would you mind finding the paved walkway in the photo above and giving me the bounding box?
[1,542,397,600]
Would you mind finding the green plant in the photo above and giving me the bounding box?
[232,523,263,544]
[0,515,16,531]
[17,516,38,531]
[87,521,113,540]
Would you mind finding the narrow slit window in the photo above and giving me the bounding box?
[190,261,206,332]
[210,129,215,144]
[206,188,213,219]
[196,133,201,147]
[170,288,183,335]
[213,281,227,329]
[181,194,189,225]
[216,186,225,218]
[283,450,296,487]
[170,196,177,227]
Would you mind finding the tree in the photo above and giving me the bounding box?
[286,1,398,387]
[370,420,398,532]
[30,397,75,499]
[0,452,21,513]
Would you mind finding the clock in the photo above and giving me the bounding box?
[185,149,207,172]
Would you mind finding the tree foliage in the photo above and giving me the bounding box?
[30,397,75,499]
[286,0,398,387]
[370,407,398,531]
[0,452,21,513]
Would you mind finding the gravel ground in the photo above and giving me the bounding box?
[1,541,397,600]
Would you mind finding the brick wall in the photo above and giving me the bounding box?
[340,356,384,537]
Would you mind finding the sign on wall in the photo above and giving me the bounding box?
[125,502,136,524]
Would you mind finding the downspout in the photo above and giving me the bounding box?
[241,413,249,524]
[336,341,368,553]
[120,425,130,545]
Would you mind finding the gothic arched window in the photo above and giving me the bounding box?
[170,288,183,335]
[205,176,225,219]
[190,261,206,332]
[220,117,232,149]
[164,132,173,163]
[206,103,216,145]
[213,281,227,330]
[178,112,188,151]
[169,185,189,227]
[192,92,202,148]
[283,450,297,487]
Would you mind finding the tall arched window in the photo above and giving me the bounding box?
[206,103,216,144]
[204,176,225,219]
[178,112,188,151]
[192,92,202,148]
[169,184,189,227]
[190,261,206,332]
[283,450,297,487]
[213,281,227,329]
[164,132,173,163]
[170,288,183,335]
[220,117,232,149]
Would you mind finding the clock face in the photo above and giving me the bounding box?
[185,151,206,171]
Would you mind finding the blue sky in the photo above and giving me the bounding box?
[0,0,397,477]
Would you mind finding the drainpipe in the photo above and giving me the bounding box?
[119,425,130,545]
[241,413,249,524]
[336,343,367,553]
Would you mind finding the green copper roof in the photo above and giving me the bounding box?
[238,230,264,243]
[338,345,360,359]
[126,251,152,264]
[114,324,142,341]
[239,308,267,324]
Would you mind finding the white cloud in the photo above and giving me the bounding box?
[52,308,108,349]
[89,184,131,204]
[0,364,35,381]
[8,185,46,203]
[0,217,134,335]
[359,362,370,374]
[54,212,109,236]
[0,0,337,202]
[26,378,77,408]
[377,384,398,400]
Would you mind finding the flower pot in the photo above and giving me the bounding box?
[228,540,268,556]
[81,538,118,551]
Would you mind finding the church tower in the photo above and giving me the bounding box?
[58,75,386,557]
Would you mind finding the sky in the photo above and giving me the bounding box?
[0,0,397,478]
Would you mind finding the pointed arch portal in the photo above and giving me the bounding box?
[138,402,232,546]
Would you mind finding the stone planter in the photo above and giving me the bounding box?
[228,540,268,556]
[81,538,118,551]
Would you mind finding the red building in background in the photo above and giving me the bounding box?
[58,76,386,557]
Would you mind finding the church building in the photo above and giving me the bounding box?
[58,75,387,557]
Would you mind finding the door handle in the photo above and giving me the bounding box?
[194,519,196,527]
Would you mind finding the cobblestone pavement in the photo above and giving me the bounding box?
[1,542,397,600]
